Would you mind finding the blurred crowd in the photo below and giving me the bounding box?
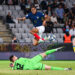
[1,0,75,43]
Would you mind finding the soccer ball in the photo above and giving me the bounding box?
[49,34,56,42]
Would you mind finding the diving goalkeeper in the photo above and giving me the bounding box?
[9,47,72,70]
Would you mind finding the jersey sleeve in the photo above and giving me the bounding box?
[25,13,31,19]
[40,12,45,21]
[40,12,45,17]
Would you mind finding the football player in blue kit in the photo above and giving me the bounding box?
[18,6,50,45]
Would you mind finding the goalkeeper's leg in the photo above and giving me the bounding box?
[40,47,63,58]
[31,47,63,63]
[43,65,72,70]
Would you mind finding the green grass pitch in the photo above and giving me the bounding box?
[0,61,75,75]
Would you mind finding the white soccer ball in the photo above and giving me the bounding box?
[49,34,56,42]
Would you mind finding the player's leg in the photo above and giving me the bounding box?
[30,28,40,46]
[36,26,45,39]
[30,28,38,34]
[72,38,75,52]
[40,47,63,58]
[33,38,39,46]
[31,47,63,63]
[44,65,72,70]
[30,27,45,45]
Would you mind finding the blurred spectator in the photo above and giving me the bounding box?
[51,13,57,24]
[56,5,64,23]
[44,13,54,33]
[6,12,15,23]
[40,0,47,10]
[51,0,58,11]
[28,0,32,6]
[68,10,74,20]
[64,5,69,22]
[47,1,52,8]
[72,18,75,24]
[71,3,75,16]
[12,36,18,43]
[45,7,52,16]
[5,0,13,5]
[34,0,38,4]
[68,19,72,28]
[63,29,72,43]
[69,23,75,37]
[63,21,69,33]
[13,0,18,5]
[58,0,65,8]
[34,0,40,10]
[64,5,69,15]
[5,0,18,5]
[0,0,4,5]
[20,0,27,14]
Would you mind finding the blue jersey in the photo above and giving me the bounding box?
[25,12,44,27]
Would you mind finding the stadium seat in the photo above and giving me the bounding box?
[18,28,25,33]
[15,33,22,40]
[0,38,3,43]
[25,38,32,42]
[15,24,22,28]
[3,5,8,10]
[28,33,34,38]
[53,28,57,33]
[57,28,63,33]
[25,19,31,24]
[60,33,65,38]
[12,28,18,34]
[12,11,19,17]
[18,10,24,16]
[22,33,29,39]
[54,33,60,38]
[9,24,15,29]
[15,6,21,10]
[9,6,15,10]
[0,10,6,16]
[57,38,63,43]
[42,33,47,38]
[19,39,24,43]
[0,5,3,10]
[28,24,33,29]
[5,10,12,15]
[22,24,28,28]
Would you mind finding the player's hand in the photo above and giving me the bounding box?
[17,18,21,21]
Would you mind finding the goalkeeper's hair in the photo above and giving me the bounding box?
[9,55,14,62]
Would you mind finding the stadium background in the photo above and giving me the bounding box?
[0,0,75,75]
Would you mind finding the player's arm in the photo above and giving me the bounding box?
[17,17,26,21]
[17,13,30,21]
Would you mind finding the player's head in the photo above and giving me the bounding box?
[65,29,69,36]
[31,6,37,14]
[9,55,18,62]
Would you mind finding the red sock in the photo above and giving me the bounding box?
[42,38,45,40]
[33,33,45,40]
[33,33,40,40]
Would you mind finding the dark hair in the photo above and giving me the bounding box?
[9,55,14,62]
[65,31,69,36]
[31,6,36,9]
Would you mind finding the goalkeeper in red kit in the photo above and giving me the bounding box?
[9,47,72,70]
